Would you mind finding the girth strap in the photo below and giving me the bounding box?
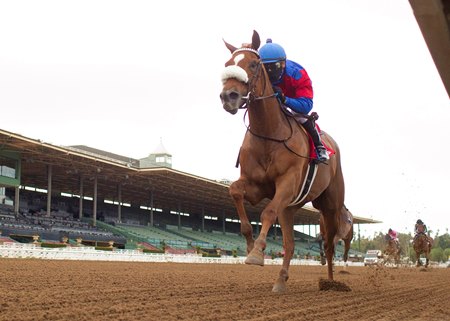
[288,162,318,207]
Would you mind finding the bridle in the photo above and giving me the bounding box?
[231,48,311,160]
[230,48,275,108]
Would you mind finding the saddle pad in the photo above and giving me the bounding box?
[308,123,335,160]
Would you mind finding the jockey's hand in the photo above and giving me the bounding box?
[272,86,285,103]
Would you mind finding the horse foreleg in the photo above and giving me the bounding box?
[272,210,295,293]
[416,252,421,267]
[246,199,286,266]
[322,213,338,280]
[326,245,335,279]
[426,244,432,268]
[229,180,254,254]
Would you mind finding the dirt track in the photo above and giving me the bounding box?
[0,259,449,321]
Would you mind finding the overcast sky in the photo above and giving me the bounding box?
[1,0,449,238]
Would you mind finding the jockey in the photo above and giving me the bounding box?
[387,228,400,248]
[258,38,329,162]
[414,219,432,244]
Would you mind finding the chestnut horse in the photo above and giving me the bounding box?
[383,237,401,266]
[220,30,346,292]
[319,206,353,266]
[413,233,431,267]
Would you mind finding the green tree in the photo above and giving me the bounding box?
[430,247,444,262]
[444,248,450,261]
[434,232,450,249]
[398,233,412,255]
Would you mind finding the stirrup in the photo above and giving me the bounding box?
[317,147,329,161]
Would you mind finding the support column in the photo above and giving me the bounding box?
[46,165,52,217]
[78,176,84,219]
[177,202,181,230]
[358,223,361,251]
[222,210,225,234]
[201,207,205,232]
[93,175,97,227]
[117,184,122,223]
[149,191,154,227]
[14,186,20,215]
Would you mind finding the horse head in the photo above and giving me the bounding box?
[220,30,271,115]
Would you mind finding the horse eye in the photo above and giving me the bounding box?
[249,61,258,71]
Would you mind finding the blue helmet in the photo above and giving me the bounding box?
[259,38,286,63]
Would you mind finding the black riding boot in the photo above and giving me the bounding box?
[301,119,329,162]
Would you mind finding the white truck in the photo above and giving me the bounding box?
[364,250,383,266]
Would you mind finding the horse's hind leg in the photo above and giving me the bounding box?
[229,180,254,253]
[318,216,326,265]
[343,228,352,263]
[343,238,350,268]
[319,238,326,266]
[272,209,295,293]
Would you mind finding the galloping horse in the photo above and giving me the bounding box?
[220,30,346,292]
[413,233,431,267]
[319,206,353,266]
[383,236,401,266]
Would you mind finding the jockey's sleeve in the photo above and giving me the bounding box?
[285,97,313,114]
[281,61,313,115]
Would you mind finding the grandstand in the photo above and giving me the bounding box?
[1,196,358,258]
[0,128,373,258]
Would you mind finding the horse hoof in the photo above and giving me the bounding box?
[245,248,264,266]
[272,281,287,293]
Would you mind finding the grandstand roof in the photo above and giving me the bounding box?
[0,128,380,225]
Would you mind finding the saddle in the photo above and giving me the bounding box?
[289,111,336,160]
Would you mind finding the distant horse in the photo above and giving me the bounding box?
[382,236,401,266]
[413,233,431,267]
[319,206,353,266]
[220,30,346,292]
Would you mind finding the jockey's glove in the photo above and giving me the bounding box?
[272,86,286,104]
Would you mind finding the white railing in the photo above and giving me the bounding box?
[0,242,362,266]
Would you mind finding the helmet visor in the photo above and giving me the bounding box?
[264,61,284,83]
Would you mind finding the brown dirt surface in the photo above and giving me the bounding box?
[0,258,449,321]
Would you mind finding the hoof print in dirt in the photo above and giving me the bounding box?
[338,270,350,275]
[318,278,351,292]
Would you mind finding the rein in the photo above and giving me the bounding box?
[237,54,312,160]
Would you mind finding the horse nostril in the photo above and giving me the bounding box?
[220,90,241,103]
[229,91,239,101]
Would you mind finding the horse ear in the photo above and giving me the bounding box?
[252,30,261,50]
[223,39,237,54]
